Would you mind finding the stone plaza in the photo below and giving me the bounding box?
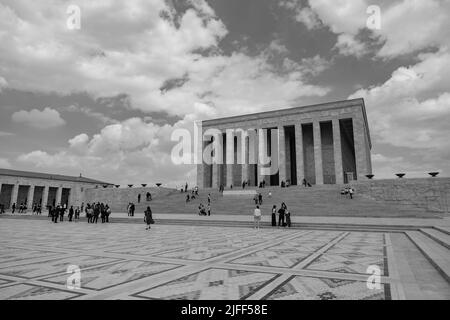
[0,218,449,300]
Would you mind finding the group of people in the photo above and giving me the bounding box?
[253,202,291,229]
[47,202,111,224]
[253,193,263,205]
[185,188,199,202]
[341,186,355,199]
[85,202,111,223]
[49,204,81,223]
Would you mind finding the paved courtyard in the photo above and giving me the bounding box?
[0,219,448,300]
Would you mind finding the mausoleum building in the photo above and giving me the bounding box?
[197,98,372,188]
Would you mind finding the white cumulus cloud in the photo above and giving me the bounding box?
[11,107,66,129]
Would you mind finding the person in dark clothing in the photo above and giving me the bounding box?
[144,206,153,230]
[271,205,277,227]
[68,206,74,222]
[52,207,58,223]
[101,206,106,223]
[258,193,263,205]
[93,204,100,223]
[130,203,135,217]
[11,203,16,214]
[285,208,291,228]
[278,204,285,227]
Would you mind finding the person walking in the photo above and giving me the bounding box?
[11,203,16,214]
[207,203,211,216]
[253,205,262,230]
[258,193,263,205]
[144,206,153,230]
[68,206,74,222]
[271,205,277,227]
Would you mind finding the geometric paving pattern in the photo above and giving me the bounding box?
[134,268,279,300]
[264,276,389,300]
[0,218,446,300]
[41,260,181,290]
[0,283,83,300]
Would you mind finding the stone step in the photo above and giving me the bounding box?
[420,228,450,249]
[405,231,450,283]
[0,214,417,232]
[433,226,450,236]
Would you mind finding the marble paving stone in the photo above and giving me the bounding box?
[229,248,312,268]
[305,253,386,275]
[0,246,62,264]
[0,283,83,300]
[0,255,122,279]
[41,260,181,290]
[133,268,279,300]
[264,276,390,300]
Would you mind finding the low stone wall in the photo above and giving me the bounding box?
[84,187,176,211]
[356,178,450,213]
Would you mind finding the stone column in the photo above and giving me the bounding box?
[248,128,258,187]
[67,187,72,207]
[257,128,266,186]
[353,113,370,180]
[55,186,62,206]
[278,126,286,185]
[42,186,49,208]
[332,119,344,184]
[295,123,304,185]
[313,121,323,185]
[226,129,234,188]
[11,183,19,207]
[27,185,35,209]
[241,133,249,185]
[212,134,223,188]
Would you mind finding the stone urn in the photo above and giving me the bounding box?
[141,184,147,187]
[428,172,439,177]
[128,184,133,188]
[115,185,120,188]
[156,183,162,187]
[365,174,374,180]
[395,173,405,178]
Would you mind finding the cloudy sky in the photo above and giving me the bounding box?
[0,0,449,186]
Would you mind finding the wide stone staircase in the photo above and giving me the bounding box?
[406,226,450,283]
[128,185,438,218]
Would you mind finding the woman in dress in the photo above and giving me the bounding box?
[144,206,153,230]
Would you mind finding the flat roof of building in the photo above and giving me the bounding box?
[0,168,113,185]
[202,98,371,148]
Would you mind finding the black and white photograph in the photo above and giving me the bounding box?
[0,0,449,308]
